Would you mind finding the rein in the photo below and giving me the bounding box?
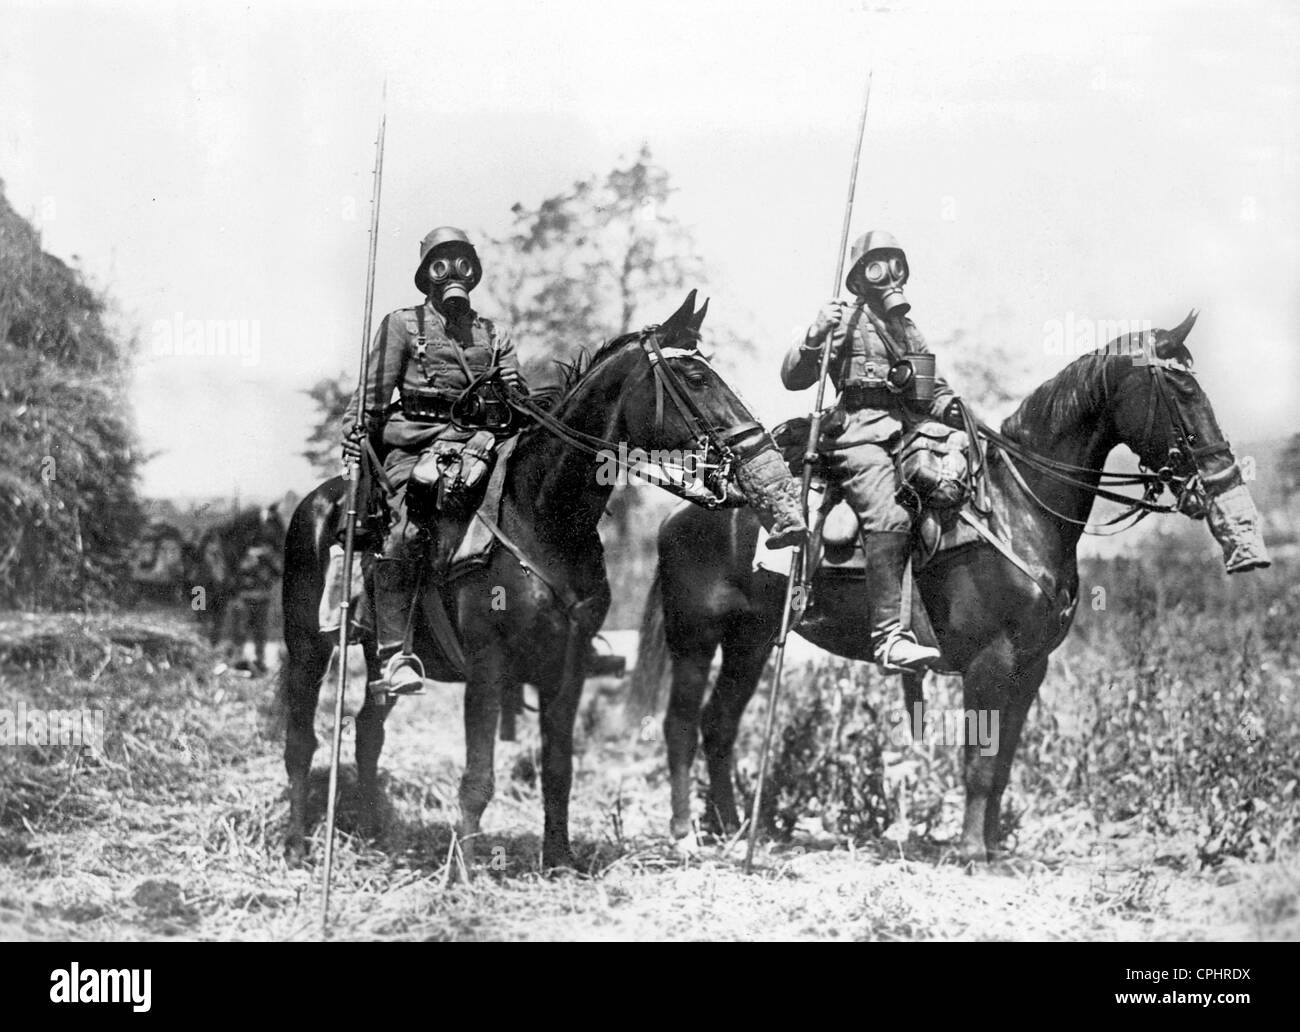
[978,343,1225,535]
[501,325,760,507]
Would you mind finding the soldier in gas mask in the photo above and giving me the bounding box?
[342,226,526,695]
[781,230,966,673]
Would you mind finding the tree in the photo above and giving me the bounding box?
[300,375,350,481]
[479,143,738,388]
[0,179,144,609]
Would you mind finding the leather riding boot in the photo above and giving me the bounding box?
[372,556,425,695]
[862,530,941,673]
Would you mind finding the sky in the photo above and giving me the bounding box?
[1,0,1296,503]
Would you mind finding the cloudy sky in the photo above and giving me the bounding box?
[2,0,1295,502]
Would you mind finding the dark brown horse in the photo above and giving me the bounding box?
[279,293,805,870]
[631,312,1270,861]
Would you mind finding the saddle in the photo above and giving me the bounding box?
[771,414,982,574]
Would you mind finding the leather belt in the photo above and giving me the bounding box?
[400,388,511,428]
[841,380,896,411]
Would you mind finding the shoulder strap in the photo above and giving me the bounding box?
[861,306,906,363]
[412,305,432,382]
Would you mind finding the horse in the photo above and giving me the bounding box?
[278,292,806,870]
[194,502,287,673]
[630,311,1271,862]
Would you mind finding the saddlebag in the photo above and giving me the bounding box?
[892,421,971,513]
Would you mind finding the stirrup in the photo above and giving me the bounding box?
[367,652,426,700]
[876,630,941,675]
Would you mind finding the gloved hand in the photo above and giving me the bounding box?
[805,299,848,349]
[342,424,366,463]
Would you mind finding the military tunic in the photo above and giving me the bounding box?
[341,299,523,547]
[781,307,955,532]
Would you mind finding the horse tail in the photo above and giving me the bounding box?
[628,566,670,719]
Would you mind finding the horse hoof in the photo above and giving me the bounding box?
[671,830,701,858]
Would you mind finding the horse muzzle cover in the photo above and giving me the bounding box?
[1202,463,1271,574]
[730,435,809,550]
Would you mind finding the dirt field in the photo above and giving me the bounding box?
[1,607,1296,942]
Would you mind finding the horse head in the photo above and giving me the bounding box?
[566,290,806,546]
[1108,310,1269,573]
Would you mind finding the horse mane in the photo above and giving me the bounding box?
[1001,353,1112,442]
[1000,329,1189,443]
[541,325,702,405]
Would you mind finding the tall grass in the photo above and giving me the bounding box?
[733,551,1300,866]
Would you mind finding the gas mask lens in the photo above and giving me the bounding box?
[429,255,475,282]
[866,256,906,285]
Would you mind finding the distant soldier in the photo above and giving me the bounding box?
[227,534,283,674]
[341,226,526,695]
[197,504,286,674]
[782,230,966,673]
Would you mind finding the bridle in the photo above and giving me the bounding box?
[980,339,1232,534]
[496,324,764,507]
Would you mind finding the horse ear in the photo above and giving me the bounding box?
[688,296,710,335]
[1156,308,1198,357]
[660,290,698,339]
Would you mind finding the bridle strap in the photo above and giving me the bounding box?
[500,328,749,506]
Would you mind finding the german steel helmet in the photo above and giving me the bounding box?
[844,229,909,297]
[414,226,482,294]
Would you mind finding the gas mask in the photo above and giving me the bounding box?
[844,230,912,316]
[858,253,910,315]
[426,251,479,317]
[414,226,482,316]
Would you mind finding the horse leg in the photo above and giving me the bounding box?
[354,638,391,841]
[283,630,332,865]
[981,656,1045,856]
[458,652,505,875]
[499,678,524,742]
[537,636,585,871]
[958,644,1045,862]
[699,637,769,837]
[663,645,714,842]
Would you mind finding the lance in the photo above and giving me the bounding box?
[322,94,386,932]
[745,68,872,874]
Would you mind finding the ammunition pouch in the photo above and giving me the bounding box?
[892,421,971,513]
[408,430,498,519]
[400,386,513,430]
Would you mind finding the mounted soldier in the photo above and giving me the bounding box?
[341,225,525,695]
[781,230,966,673]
